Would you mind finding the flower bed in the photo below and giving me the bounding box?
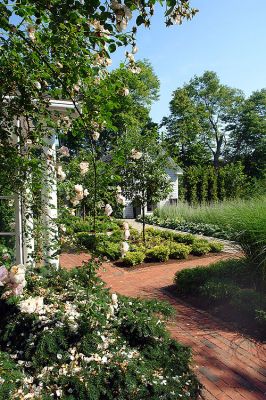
[0,261,201,399]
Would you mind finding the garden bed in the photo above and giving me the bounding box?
[58,216,225,268]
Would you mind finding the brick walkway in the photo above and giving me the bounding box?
[60,252,266,400]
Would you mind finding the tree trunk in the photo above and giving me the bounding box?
[142,205,146,244]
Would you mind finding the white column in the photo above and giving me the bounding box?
[42,134,59,269]
[14,194,24,265]
[22,181,35,267]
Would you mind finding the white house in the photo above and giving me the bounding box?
[123,161,183,218]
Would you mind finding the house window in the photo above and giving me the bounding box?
[169,198,177,205]
[147,201,154,212]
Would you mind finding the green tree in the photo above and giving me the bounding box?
[113,128,172,243]
[226,89,266,179]
[163,71,245,168]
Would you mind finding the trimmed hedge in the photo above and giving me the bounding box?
[123,251,146,267]
[146,245,170,262]
[169,243,191,259]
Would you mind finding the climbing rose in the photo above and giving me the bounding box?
[79,161,89,175]
[57,165,66,181]
[58,146,70,157]
[74,184,83,193]
[84,189,89,197]
[92,131,100,141]
[104,204,113,217]
[116,194,126,206]
[124,229,130,240]
[19,296,44,314]
[28,26,36,42]
[131,149,143,160]
[9,264,26,285]
[0,266,9,286]
[121,87,129,96]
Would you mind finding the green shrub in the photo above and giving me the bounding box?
[169,243,191,259]
[199,281,239,304]
[123,251,146,267]
[209,241,224,252]
[97,241,121,260]
[146,245,170,262]
[191,240,211,255]
[0,263,201,399]
[76,232,98,249]
[173,232,196,245]
[174,266,211,295]
[174,259,250,295]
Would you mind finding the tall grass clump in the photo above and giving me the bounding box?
[155,196,266,290]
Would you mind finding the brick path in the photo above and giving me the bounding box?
[60,252,266,400]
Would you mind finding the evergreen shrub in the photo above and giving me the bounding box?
[0,262,201,399]
[123,251,146,267]
[169,243,191,259]
[146,246,170,262]
[191,240,211,256]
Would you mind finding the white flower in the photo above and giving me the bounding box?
[83,189,89,197]
[116,194,126,206]
[19,296,44,314]
[73,83,80,92]
[104,204,113,217]
[116,186,122,193]
[0,266,9,286]
[92,131,100,141]
[60,224,66,233]
[79,161,89,175]
[9,264,26,285]
[56,61,63,69]
[121,87,129,96]
[111,293,118,305]
[123,222,129,230]
[120,241,129,258]
[105,58,112,66]
[116,18,128,32]
[129,66,142,74]
[70,198,80,207]
[28,26,36,42]
[126,52,135,63]
[57,165,66,181]
[124,229,130,240]
[74,184,83,193]
[69,208,76,216]
[131,148,143,160]
[34,81,41,90]
[132,45,138,54]
[58,146,70,157]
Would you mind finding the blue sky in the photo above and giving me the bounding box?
[114,0,266,123]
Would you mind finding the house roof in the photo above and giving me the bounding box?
[167,157,183,175]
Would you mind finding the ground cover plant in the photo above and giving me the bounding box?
[174,259,266,339]
[61,217,223,266]
[0,261,201,399]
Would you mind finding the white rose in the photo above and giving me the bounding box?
[131,149,142,160]
[58,146,70,157]
[74,184,83,193]
[79,161,89,175]
[9,265,26,285]
[124,229,130,240]
[120,241,129,258]
[116,194,126,206]
[104,204,113,217]
[19,296,44,314]
[92,131,100,141]
[121,87,129,96]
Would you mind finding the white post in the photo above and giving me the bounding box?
[22,181,35,267]
[42,134,59,269]
[14,194,24,265]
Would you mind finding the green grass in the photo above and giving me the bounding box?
[155,197,266,289]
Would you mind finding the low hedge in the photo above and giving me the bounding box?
[174,259,251,295]
[169,243,191,259]
[174,258,266,336]
[191,240,211,256]
[123,251,146,267]
[146,245,170,262]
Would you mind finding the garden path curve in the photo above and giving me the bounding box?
[60,252,266,400]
